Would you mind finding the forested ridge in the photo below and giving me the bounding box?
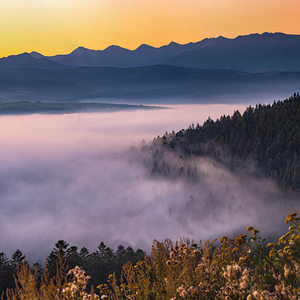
[157,93,300,193]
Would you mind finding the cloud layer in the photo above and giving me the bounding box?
[0,104,297,262]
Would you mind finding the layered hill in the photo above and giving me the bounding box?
[33,32,300,73]
[0,65,299,103]
[164,32,300,73]
[0,32,299,102]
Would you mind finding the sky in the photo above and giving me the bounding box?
[1,0,300,57]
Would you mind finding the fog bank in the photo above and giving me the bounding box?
[0,104,297,262]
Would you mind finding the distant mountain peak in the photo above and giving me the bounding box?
[1,52,33,60]
[166,41,182,48]
[237,32,285,38]
[105,45,126,50]
[103,45,130,54]
[136,43,154,49]
[71,46,95,54]
[17,52,31,57]
[0,52,67,69]
[29,51,44,59]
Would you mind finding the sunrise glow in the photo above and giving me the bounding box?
[1,0,300,57]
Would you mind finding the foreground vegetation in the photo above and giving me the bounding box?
[2,211,300,299]
[0,242,146,298]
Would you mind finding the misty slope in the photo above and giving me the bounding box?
[34,32,300,73]
[144,93,300,193]
[0,65,299,102]
[0,65,244,102]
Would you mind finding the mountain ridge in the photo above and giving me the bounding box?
[0,32,299,103]
[0,64,299,103]
[165,32,300,72]
[0,32,298,73]
[0,32,287,72]
[40,32,300,72]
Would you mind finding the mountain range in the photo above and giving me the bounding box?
[0,32,299,103]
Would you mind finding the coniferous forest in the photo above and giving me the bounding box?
[150,92,300,194]
[2,93,300,299]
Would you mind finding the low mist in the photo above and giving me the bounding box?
[0,103,297,262]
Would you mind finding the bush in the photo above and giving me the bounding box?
[98,211,300,299]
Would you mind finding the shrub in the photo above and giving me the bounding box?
[98,211,300,299]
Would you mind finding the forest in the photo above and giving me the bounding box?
[2,93,300,299]
[146,92,300,194]
[0,240,146,298]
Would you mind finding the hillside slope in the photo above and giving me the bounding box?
[0,65,299,103]
[153,93,300,193]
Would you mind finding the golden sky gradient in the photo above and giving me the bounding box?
[0,0,300,57]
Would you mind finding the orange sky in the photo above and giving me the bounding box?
[0,0,300,57]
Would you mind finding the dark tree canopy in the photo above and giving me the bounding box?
[157,93,300,194]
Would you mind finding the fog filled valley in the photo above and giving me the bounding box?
[0,99,299,263]
[1,94,300,299]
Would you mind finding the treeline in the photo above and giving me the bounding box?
[157,92,300,193]
[4,212,300,299]
[0,240,146,298]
